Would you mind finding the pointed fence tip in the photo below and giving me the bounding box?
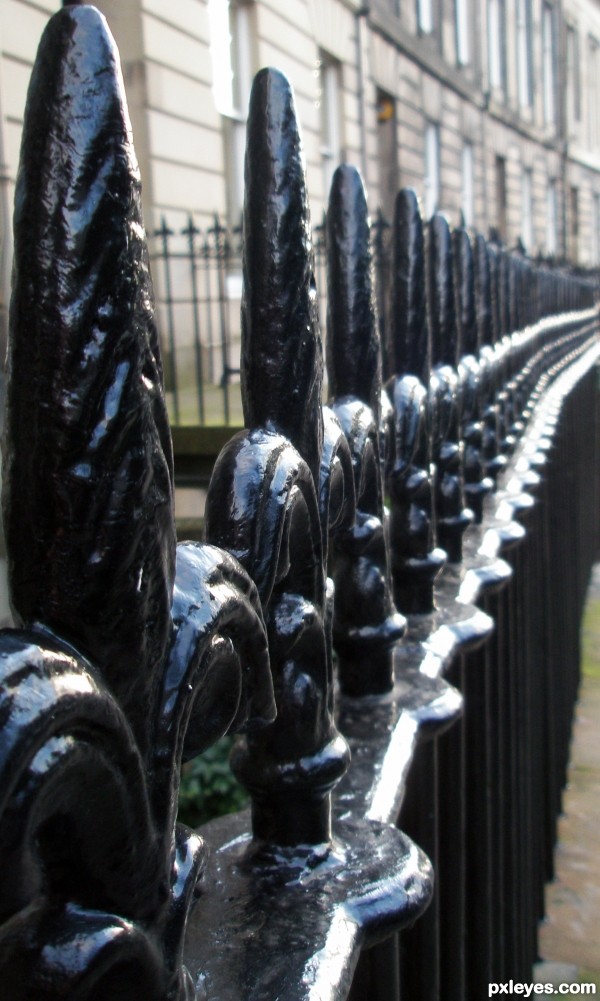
[326,162,379,413]
[390,187,428,382]
[242,65,323,484]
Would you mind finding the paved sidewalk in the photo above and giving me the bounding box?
[535,565,600,991]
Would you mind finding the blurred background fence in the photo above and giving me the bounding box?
[150,212,598,430]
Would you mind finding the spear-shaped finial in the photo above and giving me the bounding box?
[429,212,457,368]
[207,68,350,846]
[474,233,493,348]
[326,164,381,422]
[3,3,175,759]
[453,227,477,357]
[326,164,405,695]
[389,188,428,383]
[386,188,445,612]
[241,68,323,485]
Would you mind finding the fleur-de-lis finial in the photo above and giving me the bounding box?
[389,187,429,385]
[454,228,494,522]
[0,9,275,999]
[386,189,445,613]
[427,213,473,562]
[206,68,350,846]
[326,164,405,695]
[4,0,176,762]
[241,68,323,486]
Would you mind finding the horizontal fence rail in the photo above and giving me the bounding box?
[0,7,598,1001]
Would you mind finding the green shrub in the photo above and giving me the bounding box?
[177,736,248,828]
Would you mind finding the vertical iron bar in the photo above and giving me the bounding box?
[202,234,216,385]
[212,214,231,424]
[155,217,179,425]
[399,739,440,1001]
[437,657,466,1001]
[183,216,205,425]
[372,208,391,381]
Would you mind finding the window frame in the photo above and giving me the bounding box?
[317,51,344,203]
[516,0,533,109]
[546,179,558,256]
[542,3,556,127]
[488,0,506,93]
[455,0,470,66]
[521,167,533,251]
[566,25,581,126]
[424,121,441,219]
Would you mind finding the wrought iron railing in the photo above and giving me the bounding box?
[149,199,399,428]
[0,6,598,1001]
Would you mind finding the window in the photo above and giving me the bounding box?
[488,0,506,91]
[570,186,579,261]
[588,38,600,149]
[376,91,399,222]
[461,142,474,227]
[546,180,558,256]
[516,0,533,108]
[417,0,434,34]
[593,193,600,265]
[208,0,255,226]
[494,155,507,238]
[317,53,343,202]
[521,168,533,250]
[424,123,440,219]
[542,4,556,126]
[566,26,581,126]
[455,0,470,65]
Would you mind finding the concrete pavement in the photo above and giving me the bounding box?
[535,565,600,990]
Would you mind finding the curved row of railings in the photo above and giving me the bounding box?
[0,7,597,1001]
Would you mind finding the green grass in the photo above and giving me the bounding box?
[578,968,600,991]
[165,383,244,427]
[581,598,600,680]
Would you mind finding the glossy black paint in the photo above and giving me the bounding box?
[0,9,274,1000]
[240,68,323,488]
[428,214,473,562]
[5,0,175,762]
[1,7,599,1001]
[386,190,445,613]
[454,228,493,523]
[326,165,405,695]
[206,68,351,846]
[185,812,432,1001]
[389,188,428,384]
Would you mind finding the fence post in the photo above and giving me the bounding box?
[454,227,494,523]
[428,212,473,563]
[209,214,232,424]
[387,188,445,614]
[325,163,406,696]
[204,68,352,846]
[182,215,206,424]
[0,8,275,999]
[2,9,600,1000]
[189,68,433,998]
[155,216,180,424]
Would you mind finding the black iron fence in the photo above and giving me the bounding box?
[150,215,243,426]
[150,210,597,431]
[150,205,401,428]
[1,8,599,1001]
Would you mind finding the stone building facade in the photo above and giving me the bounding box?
[0,0,599,395]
